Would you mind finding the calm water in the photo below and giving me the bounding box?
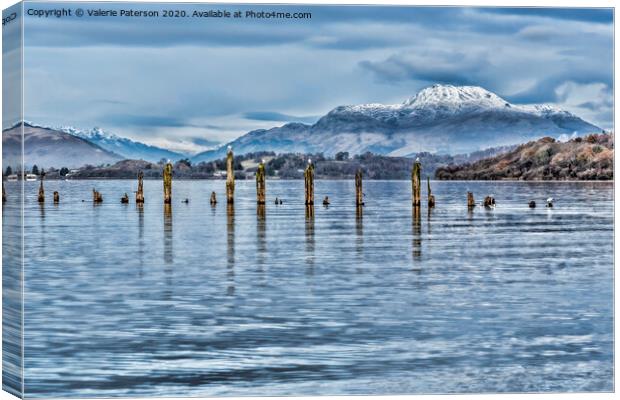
[4,179,614,397]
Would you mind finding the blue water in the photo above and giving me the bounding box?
[4,179,614,397]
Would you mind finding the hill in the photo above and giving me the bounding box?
[435,134,613,180]
[2,123,123,169]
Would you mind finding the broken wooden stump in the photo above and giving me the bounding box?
[37,179,45,203]
[256,160,266,205]
[163,162,173,204]
[484,196,496,208]
[355,168,364,206]
[136,171,144,203]
[92,189,103,203]
[226,146,235,204]
[467,192,475,208]
[53,191,59,203]
[304,159,314,205]
[210,191,217,206]
[121,193,129,203]
[411,158,421,207]
[427,177,435,208]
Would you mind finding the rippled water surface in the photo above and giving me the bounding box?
[5,179,614,397]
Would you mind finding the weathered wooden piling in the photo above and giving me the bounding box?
[93,189,103,203]
[304,159,314,205]
[467,192,475,208]
[427,177,435,208]
[163,162,173,204]
[37,179,45,203]
[121,193,129,203]
[53,191,59,203]
[256,160,266,205]
[355,169,364,206]
[412,158,421,207]
[210,191,217,206]
[226,146,235,204]
[136,171,144,203]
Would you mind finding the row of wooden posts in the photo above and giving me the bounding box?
[3,149,494,208]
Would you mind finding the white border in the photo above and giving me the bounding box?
[0,1,616,400]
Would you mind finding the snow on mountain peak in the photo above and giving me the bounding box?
[403,84,508,109]
[328,84,577,122]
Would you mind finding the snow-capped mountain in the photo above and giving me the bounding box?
[192,84,601,162]
[3,123,123,168]
[57,126,185,163]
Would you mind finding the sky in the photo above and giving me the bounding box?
[14,3,614,154]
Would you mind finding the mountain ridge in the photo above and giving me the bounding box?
[191,84,601,162]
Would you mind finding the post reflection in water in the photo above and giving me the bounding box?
[305,205,315,274]
[355,206,363,263]
[39,202,47,258]
[226,203,235,296]
[412,206,421,264]
[137,204,145,276]
[163,204,173,265]
[256,204,267,280]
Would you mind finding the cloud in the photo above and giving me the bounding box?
[104,114,223,130]
[360,49,490,85]
[19,4,614,145]
[244,111,319,124]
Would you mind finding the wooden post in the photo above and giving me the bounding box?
[37,179,44,203]
[412,158,421,207]
[210,191,217,206]
[226,146,235,204]
[136,171,144,203]
[355,168,364,206]
[427,177,435,208]
[467,192,475,208]
[163,162,172,204]
[53,191,59,203]
[93,189,103,203]
[256,160,266,205]
[304,159,314,205]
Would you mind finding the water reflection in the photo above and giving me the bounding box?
[39,202,47,258]
[227,203,235,296]
[163,204,173,265]
[305,205,315,274]
[412,206,421,263]
[355,206,363,262]
[137,204,144,276]
[256,204,266,276]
